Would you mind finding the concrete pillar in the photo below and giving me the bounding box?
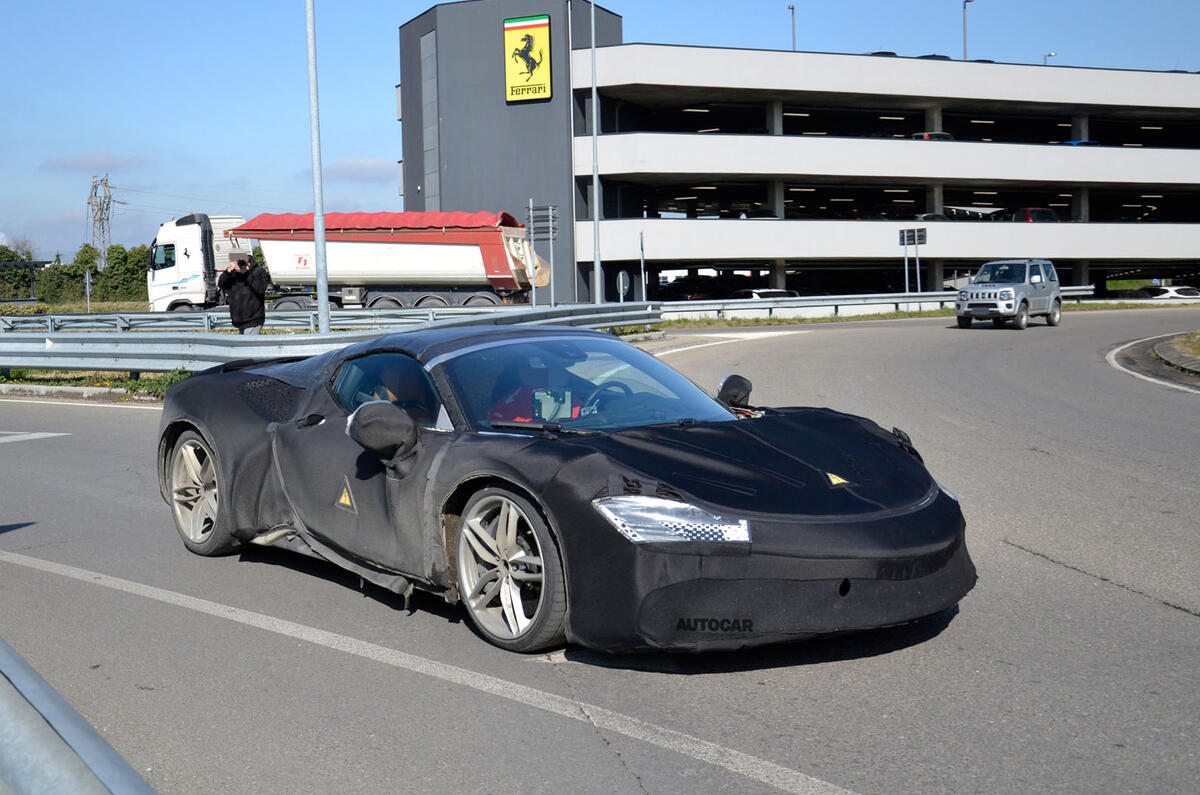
[770,259,787,289]
[767,101,784,135]
[1072,188,1090,222]
[1072,114,1089,141]
[926,259,945,291]
[769,181,786,218]
[924,106,943,133]
[926,184,945,214]
[1076,260,1091,287]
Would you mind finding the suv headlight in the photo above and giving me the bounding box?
[958,291,968,301]
[592,496,750,543]
[999,289,1014,300]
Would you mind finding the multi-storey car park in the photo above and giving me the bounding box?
[397,0,1200,302]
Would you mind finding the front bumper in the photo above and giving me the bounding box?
[562,490,977,653]
[956,300,1015,318]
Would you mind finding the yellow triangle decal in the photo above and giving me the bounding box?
[338,487,352,507]
[827,472,849,487]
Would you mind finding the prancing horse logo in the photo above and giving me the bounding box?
[511,33,543,82]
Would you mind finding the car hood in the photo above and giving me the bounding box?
[589,407,935,517]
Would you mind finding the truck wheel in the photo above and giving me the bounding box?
[169,303,196,312]
[464,292,501,306]
[370,296,404,309]
[1013,303,1029,330]
[415,295,449,307]
[956,316,972,329]
[1046,300,1062,326]
[271,298,311,310]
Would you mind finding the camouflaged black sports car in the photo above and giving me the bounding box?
[157,325,976,653]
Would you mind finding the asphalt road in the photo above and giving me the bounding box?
[1,307,1197,794]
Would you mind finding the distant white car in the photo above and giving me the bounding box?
[728,288,799,299]
[1138,286,1200,300]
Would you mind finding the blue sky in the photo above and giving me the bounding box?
[2,0,1197,259]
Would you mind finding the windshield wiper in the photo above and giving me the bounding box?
[487,420,601,436]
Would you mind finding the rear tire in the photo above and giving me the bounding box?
[168,431,236,556]
[956,316,972,329]
[415,294,449,307]
[456,487,566,652]
[464,292,501,306]
[271,297,311,311]
[1012,302,1029,330]
[1046,300,1061,326]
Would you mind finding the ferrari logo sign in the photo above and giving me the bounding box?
[504,14,551,103]
[335,477,357,515]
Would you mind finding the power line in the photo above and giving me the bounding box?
[109,184,293,213]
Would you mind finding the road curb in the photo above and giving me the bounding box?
[1152,337,1200,376]
[0,382,160,403]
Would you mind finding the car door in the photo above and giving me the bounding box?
[270,352,445,570]
[271,380,398,566]
[1028,263,1048,313]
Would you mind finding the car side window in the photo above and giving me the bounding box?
[1043,263,1058,282]
[331,353,442,427]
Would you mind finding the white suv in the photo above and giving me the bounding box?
[955,259,1062,330]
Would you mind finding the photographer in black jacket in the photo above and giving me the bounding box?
[218,253,268,335]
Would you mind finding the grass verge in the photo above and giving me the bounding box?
[0,368,192,398]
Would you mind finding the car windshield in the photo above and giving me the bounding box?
[439,336,735,432]
[973,262,1025,284]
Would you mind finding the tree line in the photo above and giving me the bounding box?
[0,241,150,304]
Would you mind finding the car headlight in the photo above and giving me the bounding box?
[592,496,750,543]
[958,291,968,301]
[999,289,1013,300]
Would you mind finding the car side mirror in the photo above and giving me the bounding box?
[717,374,753,408]
[347,400,418,461]
[1030,274,1042,284]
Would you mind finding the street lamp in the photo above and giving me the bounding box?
[1043,51,1057,65]
[962,0,974,61]
[788,4,796,51]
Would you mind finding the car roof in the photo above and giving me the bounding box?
[342,324,612,365]
[247,324,615,384]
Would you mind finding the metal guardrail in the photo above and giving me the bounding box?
[0,304,529,333]
[0,634,155,794]
[0,303,661,372]
[661,286,1095,318]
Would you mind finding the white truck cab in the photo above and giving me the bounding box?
[148,214,251,312]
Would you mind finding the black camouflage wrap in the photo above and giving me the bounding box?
[158,326,976,652]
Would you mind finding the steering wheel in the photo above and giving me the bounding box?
[582,381,633,413]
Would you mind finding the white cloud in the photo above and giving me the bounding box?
[324,157,396,183]
[0,232,9,247]
[41,152,152,173]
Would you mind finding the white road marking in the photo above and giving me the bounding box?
[1105,333,1200,396]
[659,331,807,357]
[0,432,70,444]
[0,398,162,411]
[0,550,855,795]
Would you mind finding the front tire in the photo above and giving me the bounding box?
[956,316,972,329]
[456,488,566,652]
[1046,300,1062,326]
[1013,302,1029,330]
[168,431,235,556]
[992,317,1007,328]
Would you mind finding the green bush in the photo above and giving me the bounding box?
[0,302,49,315]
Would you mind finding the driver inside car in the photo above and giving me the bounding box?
[488,356,582,424]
